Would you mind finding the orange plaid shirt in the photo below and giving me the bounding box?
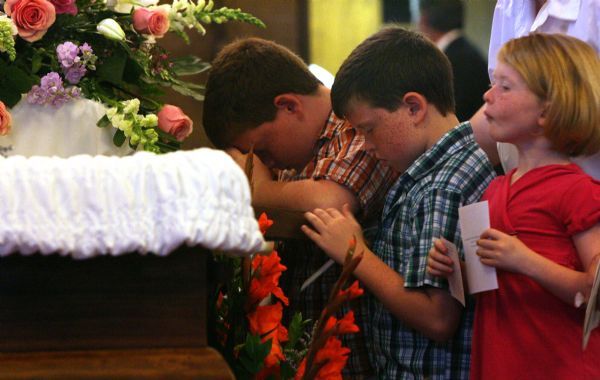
[278,111,397,379]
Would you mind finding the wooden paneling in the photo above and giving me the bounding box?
[0,248,207,352]
[0,348,233,379]
[0,247,232,378]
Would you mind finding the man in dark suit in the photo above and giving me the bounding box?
[418,0,489,121]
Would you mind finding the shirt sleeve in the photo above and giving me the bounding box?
[559,176,600,236]
[311,124,396,212]
[403,188,463,289]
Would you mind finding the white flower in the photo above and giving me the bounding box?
[106,107,118,119]
[0,14,17,35]
[141,114,158,127]
[103,0,132,14]
[97,19,126,41]
[122,98,140,115]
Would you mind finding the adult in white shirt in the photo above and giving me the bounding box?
[471,0,600,179]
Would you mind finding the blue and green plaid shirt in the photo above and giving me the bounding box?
[366,122,495,379]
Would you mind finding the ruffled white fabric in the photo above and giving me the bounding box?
[0,148,264,259]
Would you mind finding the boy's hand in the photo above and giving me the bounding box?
[301,204,365,264]
[225,147,274,183]
[476,228,535,274]
[427,238,454,278]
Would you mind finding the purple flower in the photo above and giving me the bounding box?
[27,72,81,107]
[79,43,92,55]
[40,72,63,92]
[64,65,87,84]
[57,42,79,68]
[56,41,96,84]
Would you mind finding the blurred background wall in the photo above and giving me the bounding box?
[166,0,495,150]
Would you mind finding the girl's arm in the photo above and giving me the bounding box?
[477,224,600,305]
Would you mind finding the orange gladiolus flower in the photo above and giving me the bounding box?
[247,303,289,379]
[337,280,363,302]
[324,311,360,336]
[257,212,274,235]
[295,337,350,380]
[248,303,283,335]
[248,251,289,306]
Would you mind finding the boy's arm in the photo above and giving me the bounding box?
[254,177,360,213]
[355,247,463,342]
[427,239,470,295]
[470,106,500,166]
[302,205,463,342]
[227,146,360,212]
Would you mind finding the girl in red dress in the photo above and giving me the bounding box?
[428,33,600,379]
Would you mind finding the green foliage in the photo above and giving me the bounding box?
[210,254,311,379]
[236,334,272,377]
[0,0,264,152]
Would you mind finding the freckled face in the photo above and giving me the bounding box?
[483,62,545,145]
[345,99,426,172]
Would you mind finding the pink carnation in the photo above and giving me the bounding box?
[0,101,12,136]
[4,0,56,42]
[132,7,170,38]
[49,0,77,15]
[157,105,193,142]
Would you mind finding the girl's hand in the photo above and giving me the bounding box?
[301,204,365,264]
[427,238,454,278]
[477,228,536,274]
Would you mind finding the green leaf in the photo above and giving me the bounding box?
[170,56,211,76]
[285,312,308,350]
[96,114,111,128]
[113,129,126,146]
[97,48,128,85]
[239,354,263,374]
[0,86,22,108]
[170,82,205,101]
[280,361,295,379]
[123,56,145,85]
[0,65,38,107]
[4,66,38,94]
[31,51,43,74]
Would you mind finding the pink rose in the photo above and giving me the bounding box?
[49,0,77,15]
[132,7,170,38]
[0,101,12,136]
[157,105,193,142]
[4,0,56,42]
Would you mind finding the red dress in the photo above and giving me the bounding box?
[471,164,600,379]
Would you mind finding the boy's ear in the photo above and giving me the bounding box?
[274,94,302,114]
[403,92,427,122]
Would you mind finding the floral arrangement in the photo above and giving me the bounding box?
[0,0,264,152]
[213,211,364,379]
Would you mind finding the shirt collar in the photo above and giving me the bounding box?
[317,111,342,141]
[403,122,474,183]
[436,29,462,52]
[531,0,580,30]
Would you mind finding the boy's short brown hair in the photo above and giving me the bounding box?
[498,33,600,156]
[202,38,320,148]
[331,26,455,118]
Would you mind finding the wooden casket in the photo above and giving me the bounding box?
[0,149,265,379]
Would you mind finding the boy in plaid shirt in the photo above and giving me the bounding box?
[302,27,495,379]
[202,37,397,378]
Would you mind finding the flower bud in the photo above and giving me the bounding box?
[97,19,126,41]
